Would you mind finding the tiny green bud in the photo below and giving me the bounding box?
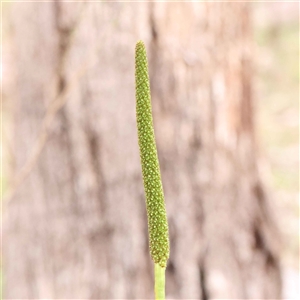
[135,40,170,268]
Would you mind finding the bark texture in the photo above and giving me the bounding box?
[4,2,281,299]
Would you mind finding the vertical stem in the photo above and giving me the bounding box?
[155,263,165,300]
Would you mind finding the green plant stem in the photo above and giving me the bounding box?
[155,263,165,300]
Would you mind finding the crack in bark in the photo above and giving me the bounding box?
[53,1,80,214]
[199,261,209,300]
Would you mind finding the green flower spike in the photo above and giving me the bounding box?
[135,40,170,300]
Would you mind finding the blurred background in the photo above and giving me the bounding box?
[1,1,299,299]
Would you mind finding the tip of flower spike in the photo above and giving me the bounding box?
[136,40,145,51]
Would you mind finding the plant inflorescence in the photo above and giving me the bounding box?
[135,40,170,300]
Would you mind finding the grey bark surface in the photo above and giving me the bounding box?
[4,2,281,299]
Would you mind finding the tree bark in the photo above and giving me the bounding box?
[4,2,281,299]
